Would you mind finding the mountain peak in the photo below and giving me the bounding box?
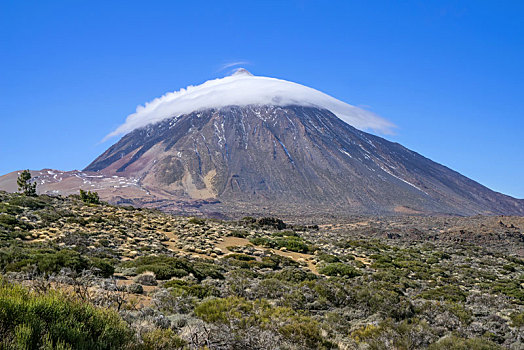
[231,68,253,76]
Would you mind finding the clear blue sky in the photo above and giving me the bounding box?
[1,1,523,198]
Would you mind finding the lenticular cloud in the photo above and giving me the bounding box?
[105,69,395,140]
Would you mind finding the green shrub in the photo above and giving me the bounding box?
[279,315,335,349]
[0,203,23,215]
[447,302,473,324]
[419,285,468,303]
[318,254,340,263]
[194,297,333,349]
[490,279,524,303]
[226,229,247,238]
[223,253,260,269]
[0,279,131,349]
[259,254,299,270]
[188,217,205,225]
[241,216,256,224]
[121,255,224,281]
[0,245,113,277]
[226,253,256,261]
[249,236,273,247]
[274,236,314,253]
[257,217,287,230]
[0,213,33,231]
[65,216,87,226]
[271,267,317,283]
[510,311,524,327]
[229,230,248,238]
[350,318,432,349]
[35,208,72,225]
[318,263,361,278]
[9,195,46,209]
[0,214,19,227]
[89,257,115,278]
[502,264,516,273]
[140,328,186,350]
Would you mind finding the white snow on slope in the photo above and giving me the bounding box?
[105,68,394,140]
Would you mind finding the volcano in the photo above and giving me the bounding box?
[2,69,523,217]
[79,69,524,217]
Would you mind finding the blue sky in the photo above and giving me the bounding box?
[1,1,523,198]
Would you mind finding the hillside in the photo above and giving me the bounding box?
[1,191,523,349]
[83,104,524,217]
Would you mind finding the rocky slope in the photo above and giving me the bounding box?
[83,105,523,216]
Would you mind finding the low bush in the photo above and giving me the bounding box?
[257,217,287,230]
[8,196,46,210]
[270,267,317,283]
[188,217,205,225]
[121,255,224,281]
[136,264,188,280]
[0,203,23,215]
[192,261,225,280]
[194,296,334,349]
[0,213,33,231]
[428,335,503,350]
[0,245,114,277]
[164,279,219,299]
[490,279,524,303]
[139,328,186,350]
[419,285,468,303]
[0,278,132,349]
[272,230,299,238]
[318,263,361,278]
[510,311,524,327]
[318,254,340,263]
[134,271,158,286]
[228,229,248,238]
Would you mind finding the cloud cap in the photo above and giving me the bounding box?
[105,69,395,140]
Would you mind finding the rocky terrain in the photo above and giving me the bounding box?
[1,191,523,349]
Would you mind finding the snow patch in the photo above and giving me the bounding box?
[379,165,428,195]
[340,149,353,159]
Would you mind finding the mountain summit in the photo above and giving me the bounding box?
[231,68,253,76]
[82,69,524,217]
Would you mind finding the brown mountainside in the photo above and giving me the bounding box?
[80,105,524,216]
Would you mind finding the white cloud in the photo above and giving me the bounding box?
[219,61,251,71]
[104,69,395,140]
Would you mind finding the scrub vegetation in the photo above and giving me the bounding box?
[0,191,523,349]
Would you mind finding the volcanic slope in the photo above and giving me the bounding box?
[84,104,524,216]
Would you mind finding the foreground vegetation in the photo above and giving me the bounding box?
[0,191,523,349]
